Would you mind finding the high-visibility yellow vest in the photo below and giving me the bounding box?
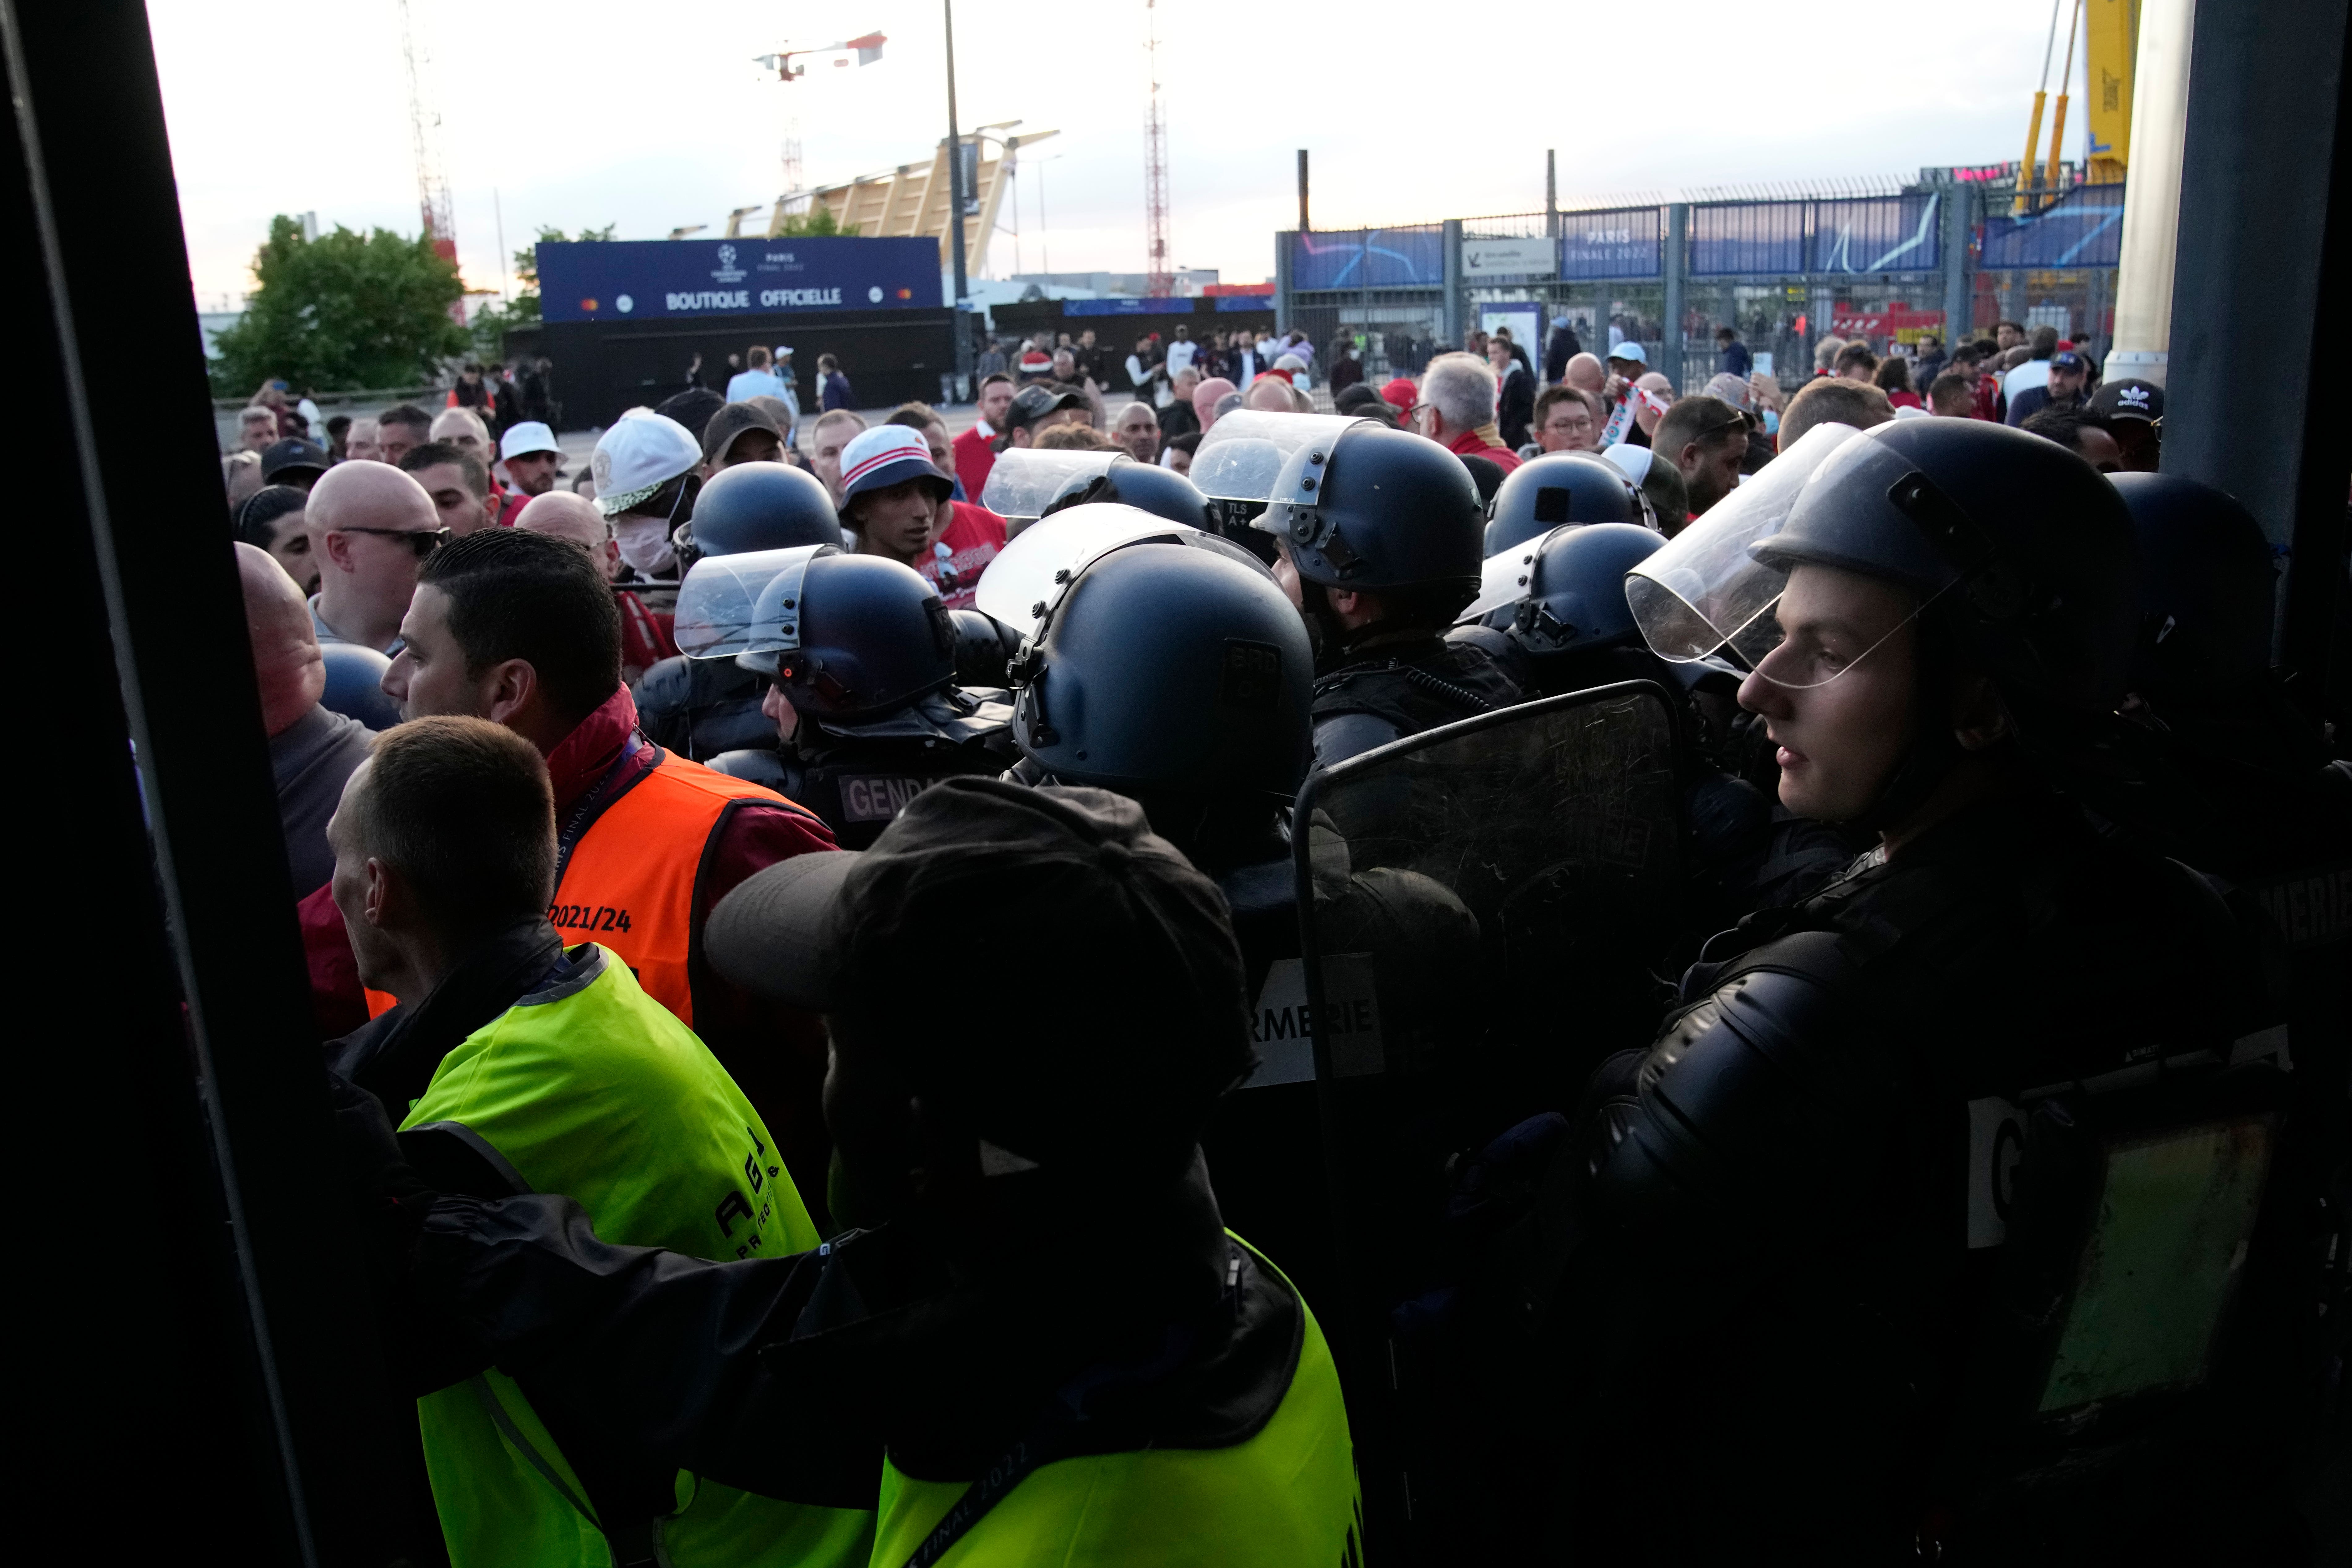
[868,1240,1362,1568]
[401,943,872,1568]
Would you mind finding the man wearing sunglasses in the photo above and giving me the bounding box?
[1649,393,1751,520]
[303,458,446,654]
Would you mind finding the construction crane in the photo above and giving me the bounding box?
[397,0,458,267]
[1143,0,1172,296]
[756,33,888,236]
[2016,0,2137,211]
[724,206,766,238]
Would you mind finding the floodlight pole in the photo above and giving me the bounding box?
[944,0,972,398]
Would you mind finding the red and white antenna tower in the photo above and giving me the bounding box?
[1143,0,1173,296]
[398,0,458,266]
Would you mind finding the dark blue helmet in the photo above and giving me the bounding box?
[1484,452,1640,557]
[319,642,400,730]
[1038,459,1213,530]
[1506,523,1664,657]
[690,461,840,557]
[2108,472,2277,701]
[739,551,956,720]
[1013,541,1312,804]
[1253,423,1484,597]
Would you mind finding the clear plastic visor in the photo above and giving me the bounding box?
[971,502,1198,633]
[673,544,832,660]
[1623,422,1885,686]
[1458,524,1574,622]
[1191,410,1376,502]
[978,448,1130,522]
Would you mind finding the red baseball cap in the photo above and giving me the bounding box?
[1381,376,1417,411]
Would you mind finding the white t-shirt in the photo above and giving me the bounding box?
[1165,341,1197,377]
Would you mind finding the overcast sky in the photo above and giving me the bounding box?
[153,0,2073,308]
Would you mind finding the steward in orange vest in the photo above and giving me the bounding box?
[304,529,842,1221]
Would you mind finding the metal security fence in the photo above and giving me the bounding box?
[1277,175,2124,395]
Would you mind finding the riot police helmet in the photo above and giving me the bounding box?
[1012,541,1313,805]
[686,460,840,557]
[1253,422,1485,598]
[1627,419,2138,713]
[1037,458,1213,531]
[1484,451,1641,557]
[319,642,401,730]
[2108,472,2277,702]
[743,551,957,720]
[1506,522,1664,657]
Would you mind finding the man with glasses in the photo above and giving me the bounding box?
[1650,394,1751,518]
[303,459,445,654]
[1528,384,1604,458]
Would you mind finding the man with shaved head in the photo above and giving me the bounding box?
[1563,352,1606,396]
[305,459,443,654]
[239,542,375,897]
[515,490,676,681]
[429,405,492,464]
[1112,399,1161,464]
[1191,374,1236,432]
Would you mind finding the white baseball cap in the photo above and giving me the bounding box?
[499,420,561,460]
[591,409,703,516]
[1602,441,1654,484]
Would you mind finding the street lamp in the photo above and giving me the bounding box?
[943,0,972,400]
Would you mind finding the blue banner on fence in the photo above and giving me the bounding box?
[1063,298,1170,316]
[1977,184,2126,269]
[1557,207,1662,280]
[537,237,943,322]
[1810,193,1941,274]
[1290,227,1446,290]
[1213,294,1275,311]
[1688,201,1807,276]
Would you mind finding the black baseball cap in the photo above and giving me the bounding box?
[707,776,1253,1174]
[1004,384,1088,433]
[700,400,785,466]
[2089,378,2164,424]
[259,438,330,482]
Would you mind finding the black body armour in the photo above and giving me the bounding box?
[634,655,774,762]
[760,692,1016,850]
[1499,793,2304,1562]
[1309,632,1524,767]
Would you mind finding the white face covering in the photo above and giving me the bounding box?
[612,513,677,576]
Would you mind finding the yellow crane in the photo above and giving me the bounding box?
[2017,0,2138,211]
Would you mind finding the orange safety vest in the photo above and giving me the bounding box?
[362,742,811,1026]
[548,742,806,1028]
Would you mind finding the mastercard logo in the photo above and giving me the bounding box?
[896,287,912,299]
[581,298,599,311]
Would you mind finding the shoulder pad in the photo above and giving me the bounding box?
[1591,931,1901,1255]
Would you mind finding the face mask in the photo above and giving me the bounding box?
[613,514,677,576]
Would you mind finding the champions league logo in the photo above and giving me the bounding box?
[711,243,747,285]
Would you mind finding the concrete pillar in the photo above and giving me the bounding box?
[2166,0,2349,687]
[2107,0,2197,385]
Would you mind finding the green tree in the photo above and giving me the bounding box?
[774,206,841,237]
[210,215,470,393]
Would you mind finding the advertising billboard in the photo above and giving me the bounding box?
[536,237,942,323]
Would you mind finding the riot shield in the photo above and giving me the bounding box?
[1189,409,1377,557]
[1291,681,1687,1563]
[976,447,1128,534]
[970,502,1198,635]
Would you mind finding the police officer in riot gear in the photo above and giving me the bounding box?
[997,528,1330,1299]
[1481,450,1641,558]
[702,548,1016,848]
[635,462,842,760]
[1482,420,2299,1559]
[1254,423,1524,767]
